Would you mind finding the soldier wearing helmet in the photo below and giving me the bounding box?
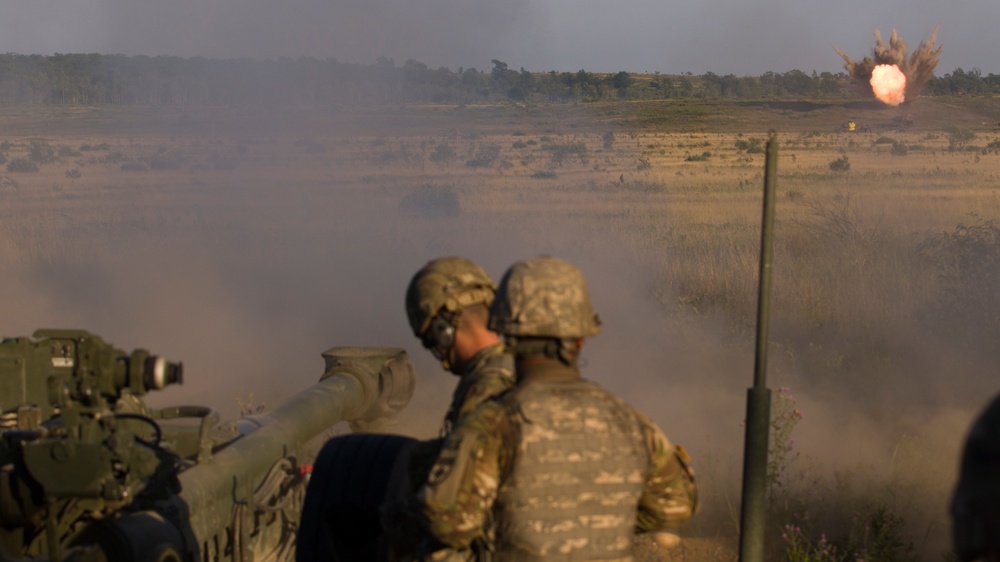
[952,392,1000,562]
[381,257,515,562]
[416,256,697,561]
[404,256,515,432]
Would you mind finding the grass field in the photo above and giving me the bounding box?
[2,96,999,560]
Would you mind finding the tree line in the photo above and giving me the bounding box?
[0,53,994,106]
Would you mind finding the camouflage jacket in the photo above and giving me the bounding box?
[418,360,697,560]
[440,344,515,434]
[379,344,512,562]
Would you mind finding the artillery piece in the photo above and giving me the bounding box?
[0,329,415,562]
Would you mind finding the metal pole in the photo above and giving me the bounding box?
[738,131,778,562]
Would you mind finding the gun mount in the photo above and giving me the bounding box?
[0,330,415,562]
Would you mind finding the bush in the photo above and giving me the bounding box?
[543,142,587,166]
[890,142,908,156]
[685,151,712,162]
[828,155,850,172]
[6,158,38,173]
[948,126,976,151]
[399,185,460,218]
[28,140,56,164]
[430,143,456,162]
[466,144,501,168]
[65,168,82,179]
[531,170,557,179]
[735,137,765,153]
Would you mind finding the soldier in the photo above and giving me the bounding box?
[952,392,1000,562]
[382,257,516,561]
[416,255,697,561]
[404,256,515,433]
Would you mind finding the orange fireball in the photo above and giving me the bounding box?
[870,64,906,106]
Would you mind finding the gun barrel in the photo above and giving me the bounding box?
[176,347,415,556]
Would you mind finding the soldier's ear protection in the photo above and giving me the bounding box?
[422,313,457,360]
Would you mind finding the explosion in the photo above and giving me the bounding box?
[870,64,906,106]
[835,26,941,105]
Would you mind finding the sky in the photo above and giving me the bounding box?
[1,0,996,76]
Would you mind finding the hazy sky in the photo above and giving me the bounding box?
[1,0,995,75]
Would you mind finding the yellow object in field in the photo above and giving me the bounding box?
[849,121,856,131]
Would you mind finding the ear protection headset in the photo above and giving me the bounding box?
[422,286,493,369]
[423,314,457,361]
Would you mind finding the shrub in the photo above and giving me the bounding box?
[685,151,712,162]
[399,185,460,218]
[7,158,38,173]
[874,136,898,145]
[64,168,82,179]
[890,142,908,156]
[531,170,557,179]
[828,155,850,172]
[735,137,765,153]
[544,142,588,166]
[948,126,976,151]
[429,143,456,163]
[466,144,501,168]
[28,140,56,164]
[602,131,615,150]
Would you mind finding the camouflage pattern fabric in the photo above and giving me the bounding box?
[488,256,601,339]
[380,344,513,562]
[418,360,697,561]
[440,343,515,435]
[952,391,1000,561]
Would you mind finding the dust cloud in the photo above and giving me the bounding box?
[0,110,980,556]
[835,26,942,103]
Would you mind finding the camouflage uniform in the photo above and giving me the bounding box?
[416,256,697,561]
[952,392,1000,561]
[382,257,514,562]
[384,344,513,562]
[441,343,514,435]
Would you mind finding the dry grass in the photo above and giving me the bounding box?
[2,99,998,560]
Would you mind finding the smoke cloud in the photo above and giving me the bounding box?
[835,26,942,103]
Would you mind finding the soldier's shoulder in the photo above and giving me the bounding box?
[474,345,514,375]
[455,395,509,428]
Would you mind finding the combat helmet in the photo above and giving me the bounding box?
[952,392,1000,561]
[405,257,496,338]
[489,256,601,339]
